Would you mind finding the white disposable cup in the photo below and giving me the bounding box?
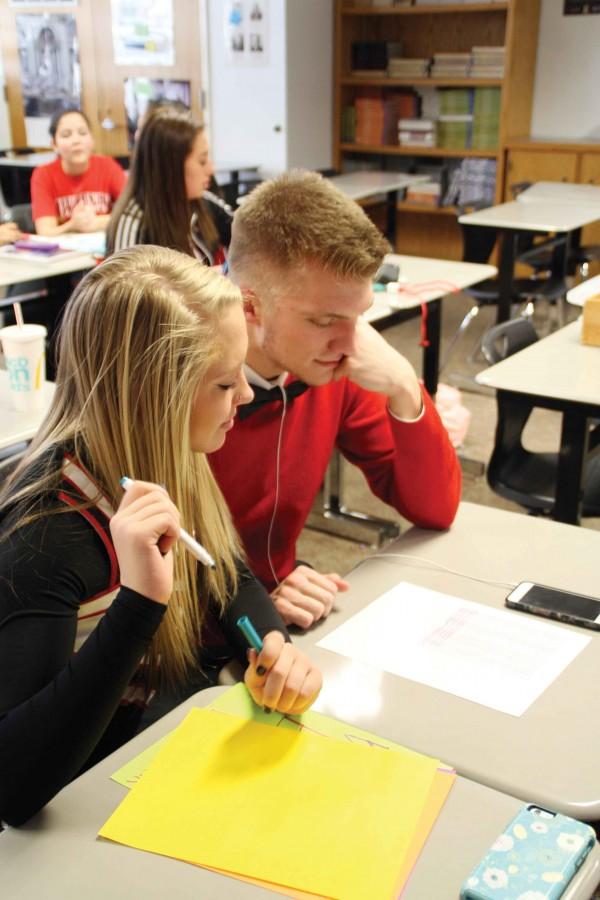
[0,323,47,411]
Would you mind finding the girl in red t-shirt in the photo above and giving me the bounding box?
[31,108,126,237]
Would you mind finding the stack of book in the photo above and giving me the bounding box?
[430,52,471,78]
[354,90,418,146]
[404,181,441,207]
[388,57,430,79]
[436,88,472,150]
[471,45,505,78]
[398,118,436,148]
[471,87,501,150]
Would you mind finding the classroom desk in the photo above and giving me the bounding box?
[0,250,97,293]
[459,200,600,323]
[307,253,496,545]
[568,274,600,307]
[365,253,496,395]
[476,319,600,524]
[2,683,599,899]
[291,501,600,822]
[0,371,55,451]
[517,181,600,205]
[328,171,429,245]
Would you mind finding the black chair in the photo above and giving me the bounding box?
[9,203,35,233]
[482,318,600,517]
[511,180,600,281]
[440,203,568,370]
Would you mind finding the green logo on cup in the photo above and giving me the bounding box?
[7,356,31,392]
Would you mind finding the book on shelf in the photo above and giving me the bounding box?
[405,182,442,207]
[443,158,497,208]
[398,118,436,148]
[431,53,472,79]
[471,86,501,150]
[388,58,431,78]
[351,41,388,72]
[438,88,473,116]
[353,89,418,146]
[341,106,357,143]
[471,46,505,78]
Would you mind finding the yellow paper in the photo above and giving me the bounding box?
[111,682,440,787]
[100,708,442,900]
[393,768,455,895]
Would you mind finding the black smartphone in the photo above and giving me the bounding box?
[506,581,600,631]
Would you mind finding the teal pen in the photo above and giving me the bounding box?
[236,615,268,680]
[236,615,263,652]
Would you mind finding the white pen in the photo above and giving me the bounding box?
[119,476,216,569]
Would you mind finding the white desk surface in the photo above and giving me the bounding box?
[0,371,55,450]
[459,199,600,232]
[568,274,600,307]
[518,181,600,205]
[2,683,599,900]
[0,251,97,288]
[476,319,600,405]
[291,501,600,820]
[0,151,55,167]
[364,253,496,322]
[328,170,428,201]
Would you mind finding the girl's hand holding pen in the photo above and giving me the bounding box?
[244,631,323,715]
[109,481,180,605]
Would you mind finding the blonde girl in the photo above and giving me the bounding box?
[0,245,321,827]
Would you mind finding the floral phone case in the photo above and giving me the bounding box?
[460,804,596,900]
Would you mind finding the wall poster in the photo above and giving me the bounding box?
[16,13,81,145]
[563,1,600,13]
[224,1,269,66]
[111,0,174,66]
[124,77,191,148]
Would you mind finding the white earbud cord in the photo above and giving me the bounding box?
[354,552,518,591]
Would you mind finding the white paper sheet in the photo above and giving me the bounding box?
[317,583,590,716]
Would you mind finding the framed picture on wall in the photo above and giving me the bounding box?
[124,77,191,148]
[563,1,600,13]
[16,12,81,145]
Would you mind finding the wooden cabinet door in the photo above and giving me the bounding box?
[578,154,600,251]
[88,0,203,158]
[580,153,600,186]
[504,150,578,199]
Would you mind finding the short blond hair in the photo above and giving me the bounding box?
[228,170,390,292]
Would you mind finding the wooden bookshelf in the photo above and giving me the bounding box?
[397,202,458,215]
[342,77,504,87]
[344,4,509,15]
[341,143,497,159]
[334,0,542,259]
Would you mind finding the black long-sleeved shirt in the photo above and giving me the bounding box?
[0,502,287,826]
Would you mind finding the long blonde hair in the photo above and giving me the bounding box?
[0,245,242,687]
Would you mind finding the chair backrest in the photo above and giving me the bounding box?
[481,317,539,365]
[9,203,34,233]
[509,181,532,200]
[457,201,498,264]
